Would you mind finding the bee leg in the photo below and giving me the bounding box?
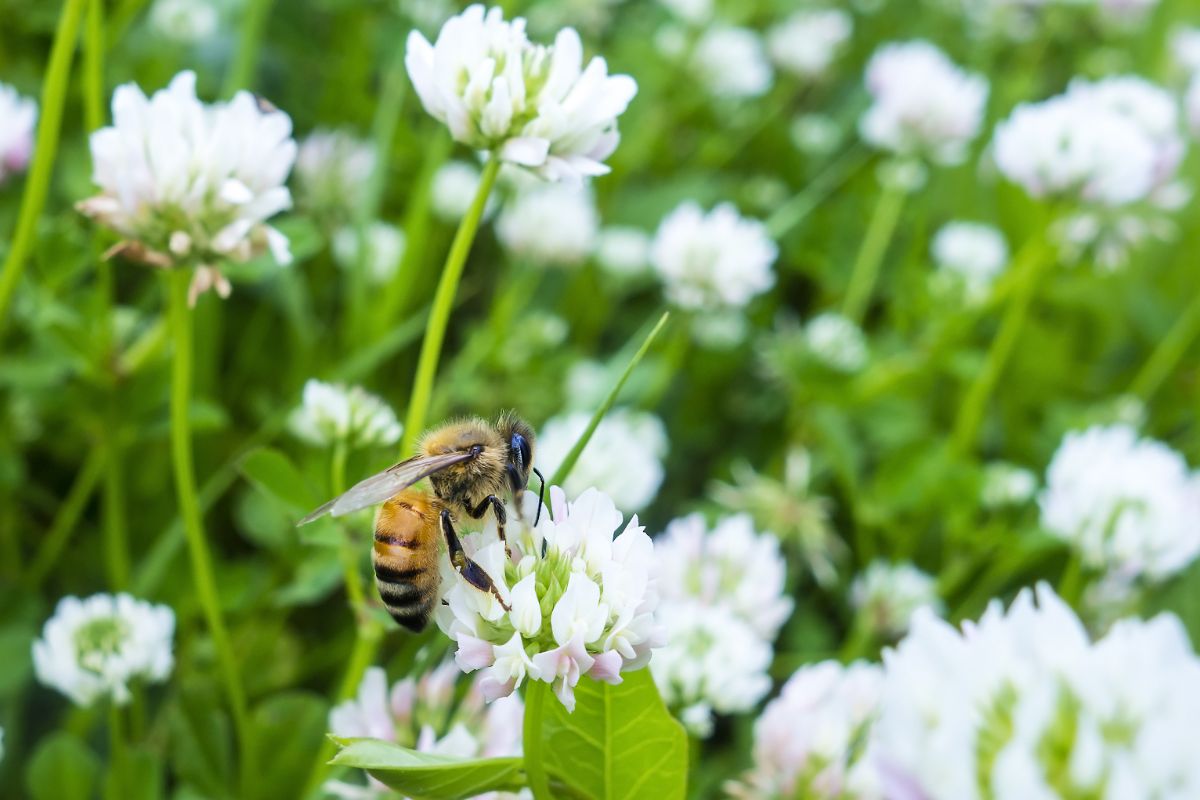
[468,495,510,559]
[440,509,511,612]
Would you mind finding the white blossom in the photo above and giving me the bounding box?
[496,182,597,267]
[859,41,988,165]
[1171,25,1200,75]
[981,461,1038,509]
[327,663,523,798]
[33,594,175,707]
[594,226,651,276]
[288,379,403,449]
[931,221,1009,302]
[851,561,943,639]
[431,160,499,222]
[0,81,36,184]
[405,4,637,181]
[1039,424,1200,583]
[438,487,664,712]
[766,10,853,80]
[535,409,667,513]
[790,113,843,156]
[332,222,406,285]
[728,661,885,800]
[651,201,777,312]
[294,128,376,218]
[78,71,296,302]
[148,0,218,43]
[874,584,1200,800]
[805,312,868,373]
[692,27,773,100]
[657,0,711,24]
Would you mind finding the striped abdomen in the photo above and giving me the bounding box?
[373,490,440,632]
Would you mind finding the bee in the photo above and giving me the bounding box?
[298,412,544,632]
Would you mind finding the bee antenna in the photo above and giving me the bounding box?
[532,468,546,527]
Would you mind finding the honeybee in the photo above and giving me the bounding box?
[298,412,543,632]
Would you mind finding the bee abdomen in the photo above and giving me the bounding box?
[374,572,437,632]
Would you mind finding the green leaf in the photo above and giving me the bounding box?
[26,732,100,800]
[239,447,316,512]
[248,692,329,800]
[330,737,526,799]
[538,670,688,800]
[104,746,164,800]
[168,683,235,798]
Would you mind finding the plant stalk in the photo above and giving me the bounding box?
[1129,289,1200,402]
[841,179,906,325]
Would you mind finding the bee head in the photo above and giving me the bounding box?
[496,412,544,523]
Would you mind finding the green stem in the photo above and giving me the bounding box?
[222,0,275,96]
[523,681,552,800]
[950,236,1050,455]
[0,0,87,331]
[165,269,253,792]
[27,448,105,588]
[765,145,868,239]
[83,0,105,131]
[399,155,502,455]
[1058,549,1085,608]
[102,421,130,590]
[548,311,671,489]
[106,702,126,800]
[841,180,906,324]
[1129,289,1200,402]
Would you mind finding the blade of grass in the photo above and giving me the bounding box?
[548,311,671,489]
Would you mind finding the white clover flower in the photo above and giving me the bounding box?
[651,201,777,312]
[406,5,637,181]
[328,663,523,798]
[0,82,36,184]
[851,561,943,639]
[728,661,885,800]
[859,41,988,165]
[439,487,664,712]
[981,461,1038,509]
[1039,424,1200,583]
[874,584,1200,800]
[332,222,406,285]
[790,113,843,156]
[655,513,793,640]
[32,594,175,707]
[294,128,377,219]
[931,221,1009,302]
[766,9,853,80]
[288,379,403,449]
[148,0,218,43]
[78,71,296,302]
[1171,25,1200,75]
[594,225,651,276]
[431,160,500,222]
[692,27,773,100]
[651,601,772,737]
[805,312,868,373]
[535,409,666,513]
[495,182,598,267]
[657,0,712,24]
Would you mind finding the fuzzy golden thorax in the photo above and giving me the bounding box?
[420,417,509,512]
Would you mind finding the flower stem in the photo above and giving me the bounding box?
[165,269,253,792]
[841,180,906,325]
[523,680,553,800]
[399,154,502,456]
[107,702,127,800]
[27,447,104,588]
[1129,289,1200,403]
[1058,549,1085,608]
[950,236,1050,456]
[765,145,868,240]
[83,0,105,131]
[0,0,87,331]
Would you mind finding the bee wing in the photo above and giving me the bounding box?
[296,451,475,525]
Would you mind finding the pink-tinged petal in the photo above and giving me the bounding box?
[455,634,496,672]
[478,674,517,702]
[501,136,550,166]
[587,651,623,685]
[552,677,577,712]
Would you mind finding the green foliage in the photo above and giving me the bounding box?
[330,737,527,798]
[26,732,100,800]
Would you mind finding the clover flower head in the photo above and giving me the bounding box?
[406,4,637,181]
[767,9,853,80]
[328,663,523,798]
[1039,424,1200,584]
[1171,25,1200,75]
[651,201,777,313]
[860,41,988,165]
[496,181,598,267]
[33,593,175,707]
[874,583,1200,800]
[536,409,667,513]
[148,0,219,43]
[981,461,1038,509]
[332,222,406,285]
[78,71,296,303]
[0,81,36,184]
[728,661,885,800]
[805,312,868,373]
[294,128,377,219]
[931,221,1009,302]
[438,487,663,712]
[692,26,774,100]
[288,379,403,449]
[851,561,943,639]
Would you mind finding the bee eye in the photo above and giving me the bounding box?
[512,434,531,471]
